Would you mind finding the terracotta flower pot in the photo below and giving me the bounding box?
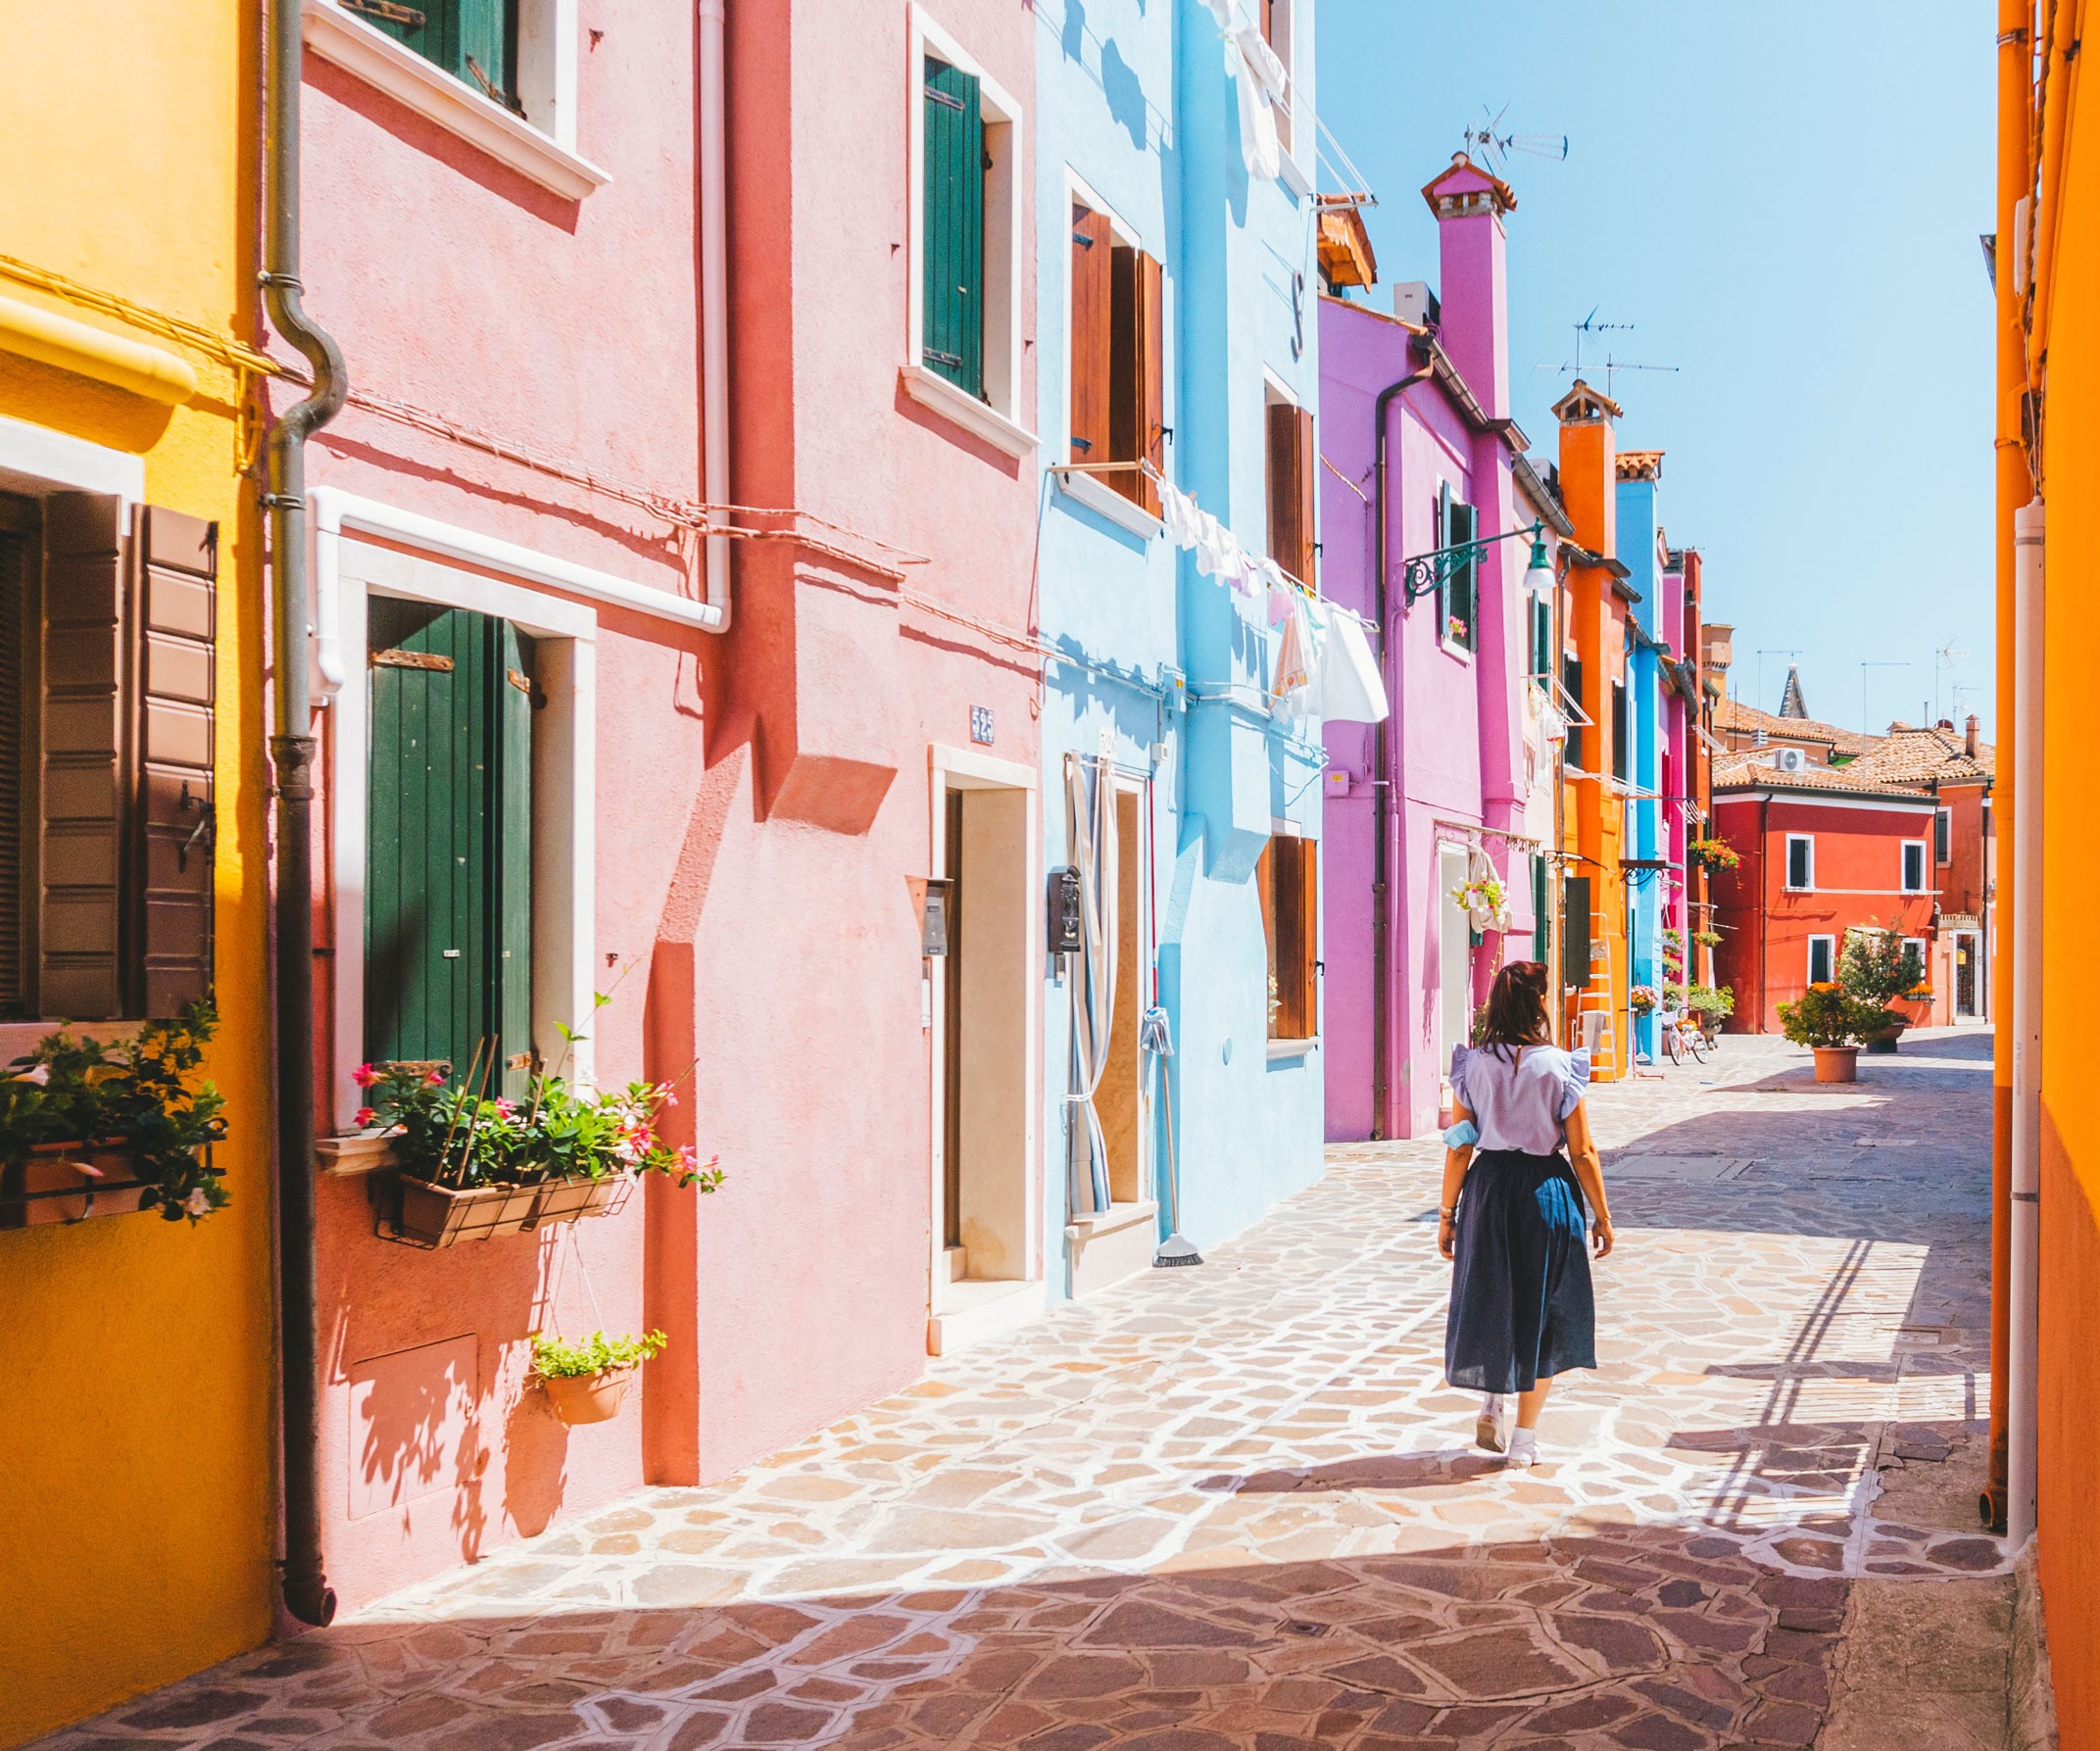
[541,1365,633,1425]
[1813,1046,1860,1084]
[394,1176,538,1246]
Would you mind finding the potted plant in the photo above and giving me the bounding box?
[1448,873,1508,933]
[530,1328,667,1425]
[1687,836,1741,875]
[357,1037,722,1248]
[1777,983,1886,1083]
[1837,926,1924,1054]
[1629,984,1658,1016]
[0,1002,228,1227]
[1686,984,1734,1042]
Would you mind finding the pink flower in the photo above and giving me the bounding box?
[494,1097,516,1117]
[354,1106,377,1128]
[352,1063,378,1088]
[424,1068,446,1086]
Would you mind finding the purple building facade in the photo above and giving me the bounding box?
[1319,156,1560,1141]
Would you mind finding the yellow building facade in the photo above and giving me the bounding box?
[0,6,277,1742]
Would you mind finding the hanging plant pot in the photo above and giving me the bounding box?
[394,1175,538,1246]
[1813,1046,1860,1084]
[4,1141,149,1226]
[526,1173,618,1229]
[541,1364,634,1425]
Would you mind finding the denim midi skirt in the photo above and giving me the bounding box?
[1444,1147,1597,1394]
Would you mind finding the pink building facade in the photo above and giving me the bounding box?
[285,0,1041,1609]
[1319,158,1552,1141]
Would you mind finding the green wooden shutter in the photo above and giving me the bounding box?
[354,0,513,103]
[1563,656,1584,768]
[922,56,985,397]
[1448,500,1477,650]
[1563,874,1592,990]
[366,603,530,1086]
[0,507,29,1015]
[495,624,534,1101]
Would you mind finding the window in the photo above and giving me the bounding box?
[1904,937,1929,987]
[303,0,606,200]
[1259,832,1318,1041]
[1935,806,1952,864]
[0,492,217,1023]
[356,0,519,106]
[365,599,535,1100]
[1266,392,1316,589]
[1786,834,1814,891]
[1901,840,1928,894]
[1435,482,1476,653]
[1529,595,1551,682]
[1068,195,1164,516]
[1562,656,1584,769]
[1258,0,1294,156]
[1808,935,1835,986]
[906,19,1026,450]
[1611,680,1629,780]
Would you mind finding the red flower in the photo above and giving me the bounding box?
[352,1062,378,1088]
[353,1106,377,1128]
[424,1068,446,1087]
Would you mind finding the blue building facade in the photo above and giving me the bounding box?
[1032,0,1326,1300]
[1617,455,1667,1059]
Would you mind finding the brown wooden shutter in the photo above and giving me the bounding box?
[1266,401,1316,588]
[1109,248,1164,516]
[1069,204,1112,465]
[38,492,128,1020]
[133,507,216,1015]
[1290,836,1318,1038]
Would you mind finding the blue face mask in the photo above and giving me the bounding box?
[1442,1119,1480,1148]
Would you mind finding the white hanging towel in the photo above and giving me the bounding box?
[1160,481,1202,551]
[1232,25,1288,182]
[1318,608,1389,724]
[1272,594,1317,724]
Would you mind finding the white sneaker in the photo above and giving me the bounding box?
[1475,1393,1508,1453]
[1506,1428,1540,1470]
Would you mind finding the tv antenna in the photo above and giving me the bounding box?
[1461,105,1569,176]
[1932,641,1969,722]
[1533,310,1680,394]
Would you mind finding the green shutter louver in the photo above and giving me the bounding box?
[922,56,985,397]
[348,0,515,110]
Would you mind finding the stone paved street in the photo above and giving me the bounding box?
[41,1032,2005,1750]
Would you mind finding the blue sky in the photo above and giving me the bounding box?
[1312,1,1996,738]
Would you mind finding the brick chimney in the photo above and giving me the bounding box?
[1965,713,1979,758]
[1552,378,1621,559]
[1422,153,1514,419]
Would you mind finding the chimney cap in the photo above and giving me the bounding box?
[1422,152,1517,219]
[1615,449,1665,482]
[1552,377,1623,424]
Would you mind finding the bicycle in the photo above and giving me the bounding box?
[1660,1011,1709,1066]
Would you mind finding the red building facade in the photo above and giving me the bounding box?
[1709,766,1939,1034]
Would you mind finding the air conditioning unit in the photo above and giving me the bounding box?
[1773,747,1806,773]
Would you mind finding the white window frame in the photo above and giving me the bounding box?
[1904,937,1929,984]
[325,518,598,1132]
[1051,171,1161,540]
[901,8,1034,458]
[1785,833,1815,892]
[1807,935,1836,987]
[1261,0,1312,195]
[302,0,610,201]
[1900,839,1929,894]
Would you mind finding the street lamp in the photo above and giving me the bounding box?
[1524,524,1554,595]
[1398,518,1552,605]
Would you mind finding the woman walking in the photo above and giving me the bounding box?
[1438,960,1615,1469]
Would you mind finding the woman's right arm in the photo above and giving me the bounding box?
[1562,1100,1615,1258]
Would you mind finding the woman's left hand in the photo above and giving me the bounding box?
[1438,1213,1456,1261]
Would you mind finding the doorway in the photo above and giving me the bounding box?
[1438,843,1471,1090]
[1067,781,1155,1298]
[929,754,1041,1354]
[1954,931,1979,1019]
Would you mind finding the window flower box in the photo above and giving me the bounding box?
[393,1175,540,1247]
[4,1142,151,1227]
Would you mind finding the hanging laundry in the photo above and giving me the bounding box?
[1317,608,1389,724]
[1267,577,1294,627]
[1232,25,1288,182]
[1159,480,1201,550]
[1271,593,1317,724]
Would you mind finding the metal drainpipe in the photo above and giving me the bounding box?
[2007,496,2045,1551]
[263,0,347,1629]
[1368,365,1429,1138]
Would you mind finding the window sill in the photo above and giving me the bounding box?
[1267,1036,1318,1061]
[316,1134,397,1177]
[1440,638,1475,664]
[898,365,1038,459]
[302,0,611,202]
[0,1019,144,1059]
[1051,466,1163,540]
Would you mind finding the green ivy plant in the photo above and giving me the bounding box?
[528,1329,668,1380]
[0,1000,228,1222]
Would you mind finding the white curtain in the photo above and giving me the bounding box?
[1065,754,1118,1216]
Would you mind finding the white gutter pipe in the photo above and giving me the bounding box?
[699,0,731,630]
[2007,495,2044,1551]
